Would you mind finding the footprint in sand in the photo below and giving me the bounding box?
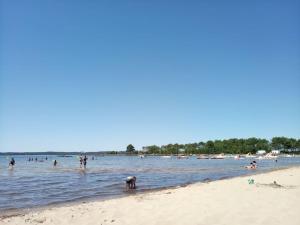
[33,217,46,223]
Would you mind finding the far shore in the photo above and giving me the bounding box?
[1,166,300,225]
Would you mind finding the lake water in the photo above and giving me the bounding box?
[0,155,300,213]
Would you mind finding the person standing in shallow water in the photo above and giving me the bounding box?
[79,156,83,168]
[83,155,88,168]
[9,157,15,168]
[53,160,57,167]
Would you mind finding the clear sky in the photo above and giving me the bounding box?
[0,0,299,152]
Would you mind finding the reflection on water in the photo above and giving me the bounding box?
[0,155,299,212]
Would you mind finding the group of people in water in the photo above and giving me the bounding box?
[28,157,48,162]
[79,155,88,168]
[245,160,257,169]
[7,155,91,169]
[5,156,281,191]
[7,155,137,189]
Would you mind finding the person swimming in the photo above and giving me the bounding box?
[245,161,257,169]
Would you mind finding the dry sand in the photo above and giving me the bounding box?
[1,166,300,225]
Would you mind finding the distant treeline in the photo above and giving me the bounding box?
[0,151,120,156]
[1,137,299,156]
[142,137,300,155]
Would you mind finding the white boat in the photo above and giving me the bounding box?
[234,155,240,160]
[161,155,171,159]
[177,155,188,159]
[197,155,209,159]
[234,155,245,160]
[245,153,255,158]
[211,154,225,159]
[264,155,278,159]
[257,153,278,160]
[138,155,145,158]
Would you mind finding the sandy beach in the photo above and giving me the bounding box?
[1,166,300,225]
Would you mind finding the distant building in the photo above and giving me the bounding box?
[142,147,149,153]
[286,148,300,152]
[179,148,185,153]
[271,150,280,155]
[256,150,266,155]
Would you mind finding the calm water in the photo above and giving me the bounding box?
[0,155,300,213]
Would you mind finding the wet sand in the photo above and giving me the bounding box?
[1,166,300,225]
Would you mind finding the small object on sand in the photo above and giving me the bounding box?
[203,178,211,182]
[272,181,283,188]
[126,176,136,190]
[33,217,46,223]
[256,180,284,188]
[248,179,255,184]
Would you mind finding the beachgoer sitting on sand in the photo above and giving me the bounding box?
[126,176,136,190]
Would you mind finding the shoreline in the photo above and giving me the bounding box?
[1,165,300,224]
[0,165,294,218]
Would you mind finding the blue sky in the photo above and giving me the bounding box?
[1,0,299,152]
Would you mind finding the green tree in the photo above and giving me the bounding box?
[126,144,135,153]
[146,145,161,154]
[205,140,215,154]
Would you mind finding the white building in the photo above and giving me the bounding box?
[256,150,266,155]
[142,147,149,153]
[179,148,185,153]
[271,150,281,155]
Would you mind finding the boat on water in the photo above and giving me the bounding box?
[177,155,189,159]
[211,153,225,159]
[234,155,245,160]
[138,155,145,158]
[197,155,209,159]
[264,153,278,159]
[161,155,172,159]
[245,153,255,158]
[257,153,278,160]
